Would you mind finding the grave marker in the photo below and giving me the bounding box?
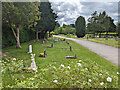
[70,46,72,51]
[51,43,53,48]
[28,45,32,53]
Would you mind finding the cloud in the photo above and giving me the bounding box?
[50,1,118,26]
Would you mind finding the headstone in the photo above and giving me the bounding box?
[51,43,53,47]
[105,36,108,40]
[28,45,32,53]
[63,39,65,41]
[30,54,37,72]
[87,35,88,39]
[43,40,45,44]
[65,54,77,59]
[44,49,47,57]
[115,37,118,41]
[70,46,72,51]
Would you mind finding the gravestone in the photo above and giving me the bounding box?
[54,38,58,42]
[30,54,37,72]
[70,46,72,51]
[43,40,45,44]
[51,43,53,48]
[65,54,77,59]
[44,49,47,57]
[105,36,108,40]
[28,45,32,53]
[115,37,118,41]
[63,39,65,41]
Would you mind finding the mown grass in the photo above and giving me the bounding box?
[58,35,119,48]
[2,37,118,88]
[87,38,119,48]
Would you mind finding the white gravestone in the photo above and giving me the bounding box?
[28,45,32,53]
[30,54,38,72]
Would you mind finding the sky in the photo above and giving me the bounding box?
[49,0,119,26]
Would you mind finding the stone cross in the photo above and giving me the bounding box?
[28,45,32,53]
[30,54,37,72]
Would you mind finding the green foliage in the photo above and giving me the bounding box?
[87,11,116,35]
[3,59,118,88]
[2,25,35,48]
[2,38,118,88]
[54,25,76,35]
[75,16,86,38]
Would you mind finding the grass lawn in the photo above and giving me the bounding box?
[2,37,119,88]
[58,35,119,48]
[86,38,119,48]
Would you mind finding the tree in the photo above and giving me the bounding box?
[35,1,57,40]
[75,16,86,38]
[2,2,41,48]
[87,11,116,38]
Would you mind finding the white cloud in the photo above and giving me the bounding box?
[50,1,118,26]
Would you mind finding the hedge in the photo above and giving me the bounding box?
[2,25,36,48]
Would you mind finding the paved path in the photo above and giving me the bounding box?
[54,35,119,66]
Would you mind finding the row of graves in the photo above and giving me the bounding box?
[27,38,77,72]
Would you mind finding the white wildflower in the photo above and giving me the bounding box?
[99,73,102,76]
[100,82,104,85]
[53,80,58,83]
[88,79,92,82]
[107,77,112,82]
[117,72,119,75]
[61,64,64,67]
[77,63,81,67]
[53,66,56,69]
[79,60,82,62]
[106,72,108,74]
[67,66,70,69]
[13,58,16,60]
[85,68,88,70]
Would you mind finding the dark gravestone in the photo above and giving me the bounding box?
[115,37,118,41]
[44,49,47,57]
[65,54,77,59]
[63,39,65,41]
[87,35,88,39]
[70,46,72,51]
[51,43,53,47]
[105,36,108,40]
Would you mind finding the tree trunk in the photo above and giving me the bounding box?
[36,30,39,41]
[16,25,22,48]
[49,31,51,37]
[44,31,48,40]
[99,32,101,38]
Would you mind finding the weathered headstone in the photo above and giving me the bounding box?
[43,40,45,44]
[87,35,88,39]
[65,54,77,59]
[44,49,47,57]
[28,45,32,53]
[115,37,118,41]
[105,36,108,40]
[70,46,71,51]
[30,54,37,72]
[51,43,53,48]
[63,39,65,41]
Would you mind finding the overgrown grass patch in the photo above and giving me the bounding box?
[2,37,119,88]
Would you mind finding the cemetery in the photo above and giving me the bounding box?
[2,37,119,88]
[1,1,119,89]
